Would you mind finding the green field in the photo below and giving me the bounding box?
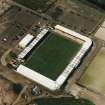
[33,98,94,105]
[25,33,81,80]
[79,47,105,94]
[14,0,55,12]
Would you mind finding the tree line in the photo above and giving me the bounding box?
[88,0,105,9]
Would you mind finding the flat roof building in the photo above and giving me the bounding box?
[19,34,34,48]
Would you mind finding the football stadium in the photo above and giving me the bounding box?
[16,25,92,91]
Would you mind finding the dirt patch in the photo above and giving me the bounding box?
[0,75,19,105]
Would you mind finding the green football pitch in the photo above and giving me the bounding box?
[14,0,55,12]
[25,33,81,80]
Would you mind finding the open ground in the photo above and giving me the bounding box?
[0,75,20,105]
[47,0,105,35]
[79,47,105,94]
[13,0,56,12]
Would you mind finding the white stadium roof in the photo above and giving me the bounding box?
[19,34,34,48]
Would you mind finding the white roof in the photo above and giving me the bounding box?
[19,34,34,48]
[17,65,58,90]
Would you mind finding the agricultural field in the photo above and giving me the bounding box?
[79,47,105,94]
[32,98,94,105]
[47,0,105,35]
[0,5,47,47]
[13,0,56,12]
[25,32,81,80]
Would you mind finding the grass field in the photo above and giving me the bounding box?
[79,47,105,94]
[59,0,105,35]
[14,0,55,12]
[33,98,94,105]
[25,33,81,80]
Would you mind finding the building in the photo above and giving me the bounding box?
[18,34,34,48]
[16,25,92,91]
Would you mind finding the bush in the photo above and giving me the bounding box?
[12,83,23,94]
